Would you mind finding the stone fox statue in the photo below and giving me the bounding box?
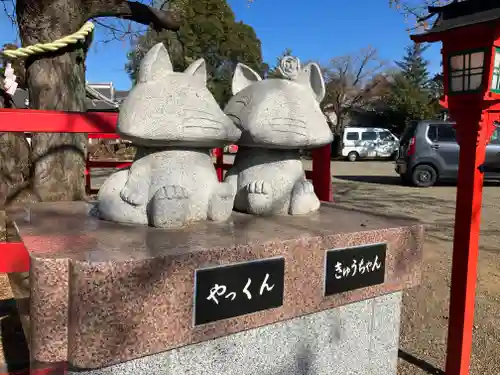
[224,57,333,216]
[97,43,241,228]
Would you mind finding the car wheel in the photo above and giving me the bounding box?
[347,152,359,162]
[391,151,399,161]
[411,165,437,187]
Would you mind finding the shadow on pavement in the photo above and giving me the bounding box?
[335,175,500,187]
[0,298,29,373]
[334,175,404,186]
[398,349,445,374]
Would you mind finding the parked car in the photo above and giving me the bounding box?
[395,120,500,187]
[341,127,399,162]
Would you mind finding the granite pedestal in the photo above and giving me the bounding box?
[8,202,423,375]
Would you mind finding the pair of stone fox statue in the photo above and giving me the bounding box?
[97,43,333,228]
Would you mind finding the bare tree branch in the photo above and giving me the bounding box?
[84,0,181,31]
[1,0,177,44]
[351,48,378,87]
[92,19,146,45]
[0,0,17,33]
[322,47,389,133]
[93,19,135,35]
[389,0,446,31]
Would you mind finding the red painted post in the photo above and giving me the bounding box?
[445,112,487,375]
[85,152,91,195]
[213,148,224,182]
[0,242,29,273]
[0,109,119,133]
[5,362,69,375]
[311,144,332,202]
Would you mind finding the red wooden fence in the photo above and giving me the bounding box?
[0,108,332,273]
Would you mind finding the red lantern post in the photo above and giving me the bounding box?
[412,2,500,374]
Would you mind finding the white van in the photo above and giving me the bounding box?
[341,127,399,162]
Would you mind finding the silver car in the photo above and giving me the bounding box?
[395,120,500,187]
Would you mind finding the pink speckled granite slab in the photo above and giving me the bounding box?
[8,201,423,369]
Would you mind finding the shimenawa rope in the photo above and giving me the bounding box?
[0,21,118,107]
[1,21,95,59]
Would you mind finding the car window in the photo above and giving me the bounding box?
[489,126,500,145]
[379,131,392,140]
[400,121,419,145]
[346,132,359,141]
[361,131,377,141]
[437,125,457,143]
[427,125,438,142]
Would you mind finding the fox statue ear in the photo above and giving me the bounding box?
[297,62,326,102]
[138,43,173,83]
[232,63,262,95]
[184,58,207,83]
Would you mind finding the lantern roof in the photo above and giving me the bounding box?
[412,0,500,42]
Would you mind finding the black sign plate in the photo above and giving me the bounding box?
[194,257,285,325]
[324,243,386,296]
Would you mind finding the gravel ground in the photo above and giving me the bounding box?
[1,159,499,374]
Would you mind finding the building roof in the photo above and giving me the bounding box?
[412,0,500,42]
[10,85,129,112]
[10,89,29,108]
[430,0,500,19]
[85,98,118,111]
[114,90,129,103]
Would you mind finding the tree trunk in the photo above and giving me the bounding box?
[16,0,89,201]
[0,132,33,207]
[9,0,179,202]
[331,112,345,157]
[0,90,34,208]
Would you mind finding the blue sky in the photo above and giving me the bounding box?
[0,0,442,90]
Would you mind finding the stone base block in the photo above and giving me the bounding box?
[7,201,423,375]
[69,292,401,375]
